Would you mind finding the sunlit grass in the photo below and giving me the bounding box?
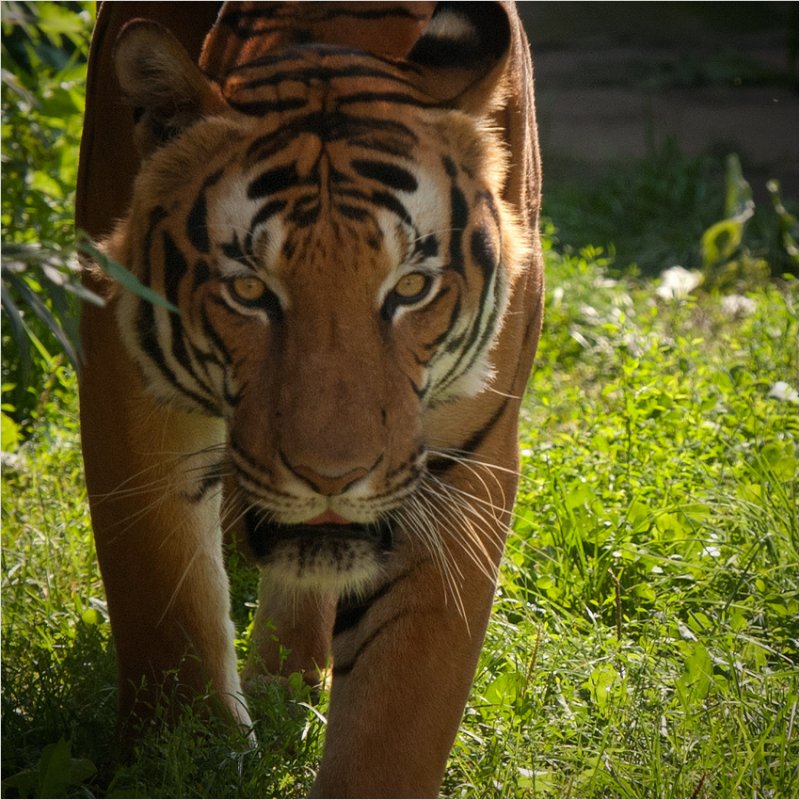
[444,246,797,798]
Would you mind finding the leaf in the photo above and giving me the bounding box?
[30,168,63,198]
[1,412,21,451]
[7,271,80,369]
[767,179,799,263]
[564,480,594,511]
[1,285,32,386]
[701,218,745,266]
[38,738,73,798]
[677,642,714,705]
[485,670,526,707]
[32,2,90,41]
[583,663,620,715]
[78,234,179,314]
[2,738,96,799]
[700,154,755,268]
[723,153,754,222]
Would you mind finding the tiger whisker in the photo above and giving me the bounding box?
[428,448,510,518]
[393,499,468,625]
[420,480,503,585]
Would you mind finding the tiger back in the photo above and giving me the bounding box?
[77,2,543,796]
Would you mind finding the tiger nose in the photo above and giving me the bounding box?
[285,461,371,496]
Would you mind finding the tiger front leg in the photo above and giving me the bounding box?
[242,578,336,691]
[311,542,502,798]
[79,321,250,734]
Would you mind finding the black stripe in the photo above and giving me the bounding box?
[200,301,232,364]
[443,223,502,388]
[247,111,418,162]
[332,611,407,678]
[248,163,299,199]
[133,209,217,414]
[186,170,223,254]
[408,372,427,398]
[335,203,369,222]
[314,6,428,22]
[459,223,500,356]
[228,96,307,116]
[335,577,397,637]
[136,302,218,415]
[222,375,243,408]
[217,7,283,37]
[192,258,211,290]
[371,189,412,226]
[223,50,301,71]
[221,233,247,264]
[140,206,168,286]
[288,195,320,227]
[351,158,418,193]
[470,225,498,282]
[186,193,210,254]
[239,64,416,92]
[415,233,439,259]
[431,191,493,394]
[447,183,468,277]
[248,199,288,239]
[163,233,215,399]
[427,399,511,476]
[418,288,459,351]
[349,135,415,159]
[162,231,187,309]
[221,5,428,29]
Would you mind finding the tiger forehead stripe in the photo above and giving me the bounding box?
[245,111,419,163]
[233,62,421,93]
[227,63,433,117]
[350,159,418,193]
[247,163,300,199]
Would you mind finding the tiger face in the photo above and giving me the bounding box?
[110,23,526,596]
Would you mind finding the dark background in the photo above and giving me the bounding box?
[518,1,798,202]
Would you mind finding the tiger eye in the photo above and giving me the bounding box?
[393,272,430,300]
[231,276,267,303]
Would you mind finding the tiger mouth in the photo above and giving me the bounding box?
[244,510,395,564]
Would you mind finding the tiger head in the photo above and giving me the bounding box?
[107,4,530,595]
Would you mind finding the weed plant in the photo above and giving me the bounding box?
[444,239,798,798]
[543,140,799,279]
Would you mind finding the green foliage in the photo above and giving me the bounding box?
[3,739,96,799]
[443,242,798,798]
[1,1,94,426]
[543,139,799,278]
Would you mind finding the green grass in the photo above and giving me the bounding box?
[444,242,798,798]
[2,238,797,798]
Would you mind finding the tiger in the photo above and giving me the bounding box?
[76,2,543,796]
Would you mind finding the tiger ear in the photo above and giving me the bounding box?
[114,20,226,156]
[407,1,513,113]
